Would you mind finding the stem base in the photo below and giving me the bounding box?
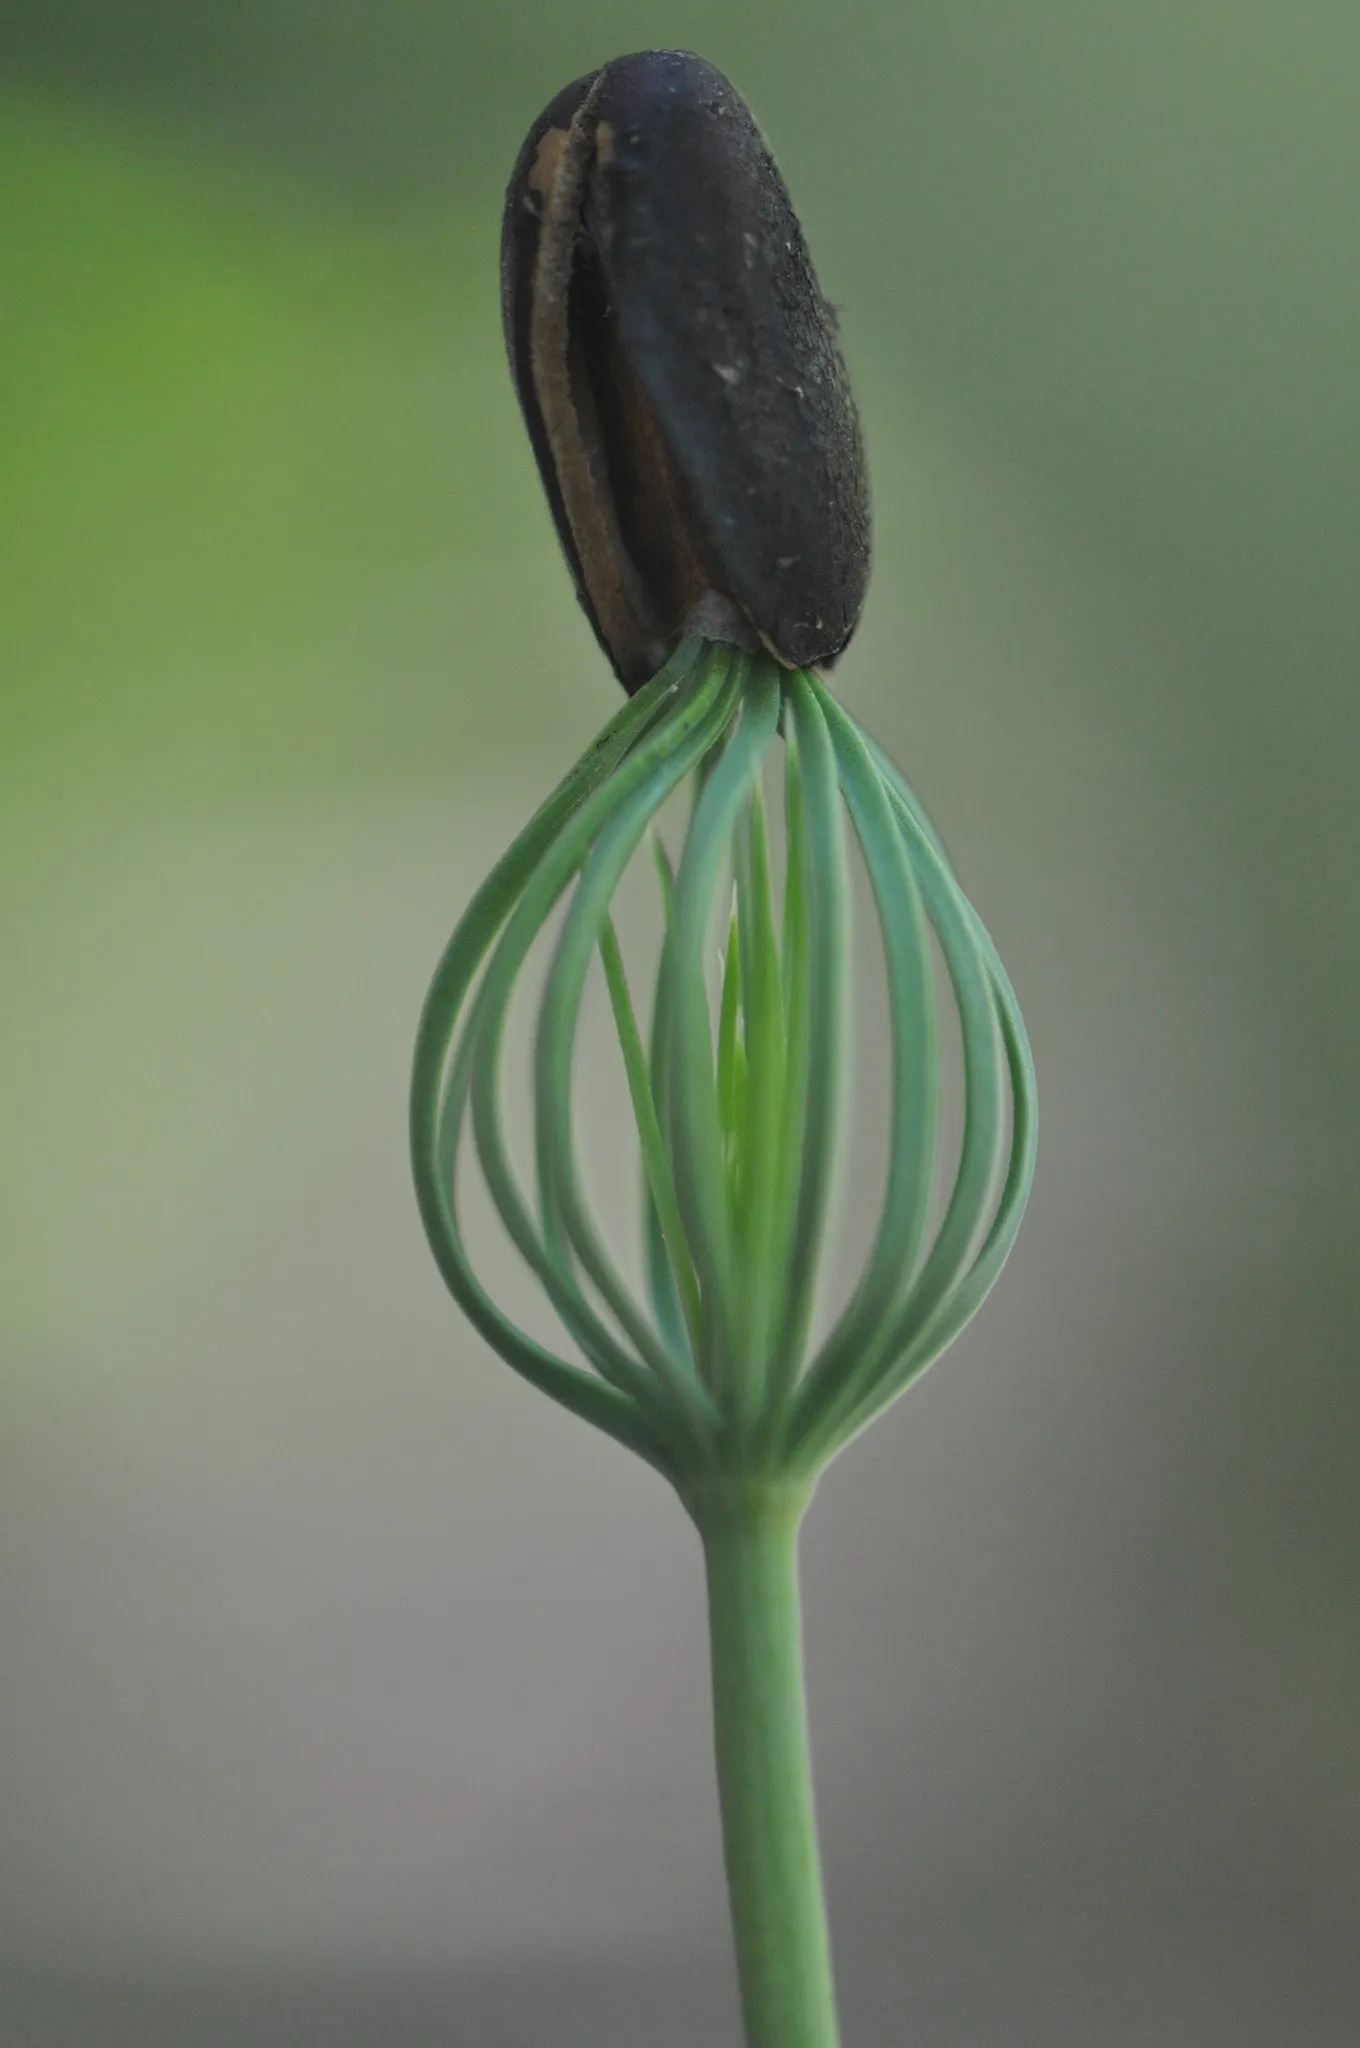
[690,1482,840,2048]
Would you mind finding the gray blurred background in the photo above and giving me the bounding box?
[2,4,1358,2043]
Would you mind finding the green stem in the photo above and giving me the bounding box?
[690,1482,840,2048]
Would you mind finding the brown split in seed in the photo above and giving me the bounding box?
[527,81,660,682]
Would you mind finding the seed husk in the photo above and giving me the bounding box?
[502,49,871,692]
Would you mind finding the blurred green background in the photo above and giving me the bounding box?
[2,5,1358,2043]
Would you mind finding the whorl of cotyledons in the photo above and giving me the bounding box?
[410,644,1037,1489]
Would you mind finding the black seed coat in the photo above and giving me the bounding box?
[502,50,870,691]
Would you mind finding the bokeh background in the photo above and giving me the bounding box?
[3,5,1358,2043]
